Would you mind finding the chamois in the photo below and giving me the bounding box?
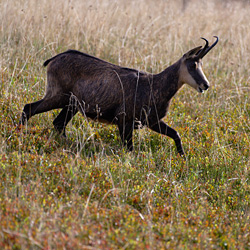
[20,36,218,155]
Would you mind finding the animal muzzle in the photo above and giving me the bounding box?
[198,81,210,93]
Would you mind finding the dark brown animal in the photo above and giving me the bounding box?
[20,37,218,155]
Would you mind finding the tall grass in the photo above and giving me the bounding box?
[0,0,249,249]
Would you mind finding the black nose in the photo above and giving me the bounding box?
[203,83,209,90]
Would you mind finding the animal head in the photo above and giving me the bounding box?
[179,36,218,93]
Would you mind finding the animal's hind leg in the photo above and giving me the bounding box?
[20,99,44,125]
[20,95,69,125]
[53,104,78,137]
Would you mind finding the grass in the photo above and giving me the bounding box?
[0,0,250,249]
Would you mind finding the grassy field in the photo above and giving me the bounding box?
[0,0,249,249]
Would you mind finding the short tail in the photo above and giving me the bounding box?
[43,50,75,67]
[43,58,52,67]
[43,55,59,67]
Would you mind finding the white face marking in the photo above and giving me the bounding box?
[179,60,197,89]
[179,59,209,93]
[197,63,209,83]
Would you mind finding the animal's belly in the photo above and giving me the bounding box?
[85,111,117,124]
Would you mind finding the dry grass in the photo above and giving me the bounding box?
[0,0,250,249]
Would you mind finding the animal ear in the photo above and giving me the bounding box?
[183,46,202,59]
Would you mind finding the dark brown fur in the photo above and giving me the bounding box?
[21,38,218,155]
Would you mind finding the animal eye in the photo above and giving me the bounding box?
[191,63,196,69]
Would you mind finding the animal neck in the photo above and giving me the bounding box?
[154,59,183,101]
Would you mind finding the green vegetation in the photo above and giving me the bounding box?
[0,0,249,249]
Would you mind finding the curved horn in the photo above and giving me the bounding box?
[197,36,219,58]
[196,37,209,58]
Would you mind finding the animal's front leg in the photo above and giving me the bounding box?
[149,120,185,155]
[118,122,134,151]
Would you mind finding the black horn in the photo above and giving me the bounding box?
[197,36,219,58]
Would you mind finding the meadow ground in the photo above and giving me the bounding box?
[0,0,249,249]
